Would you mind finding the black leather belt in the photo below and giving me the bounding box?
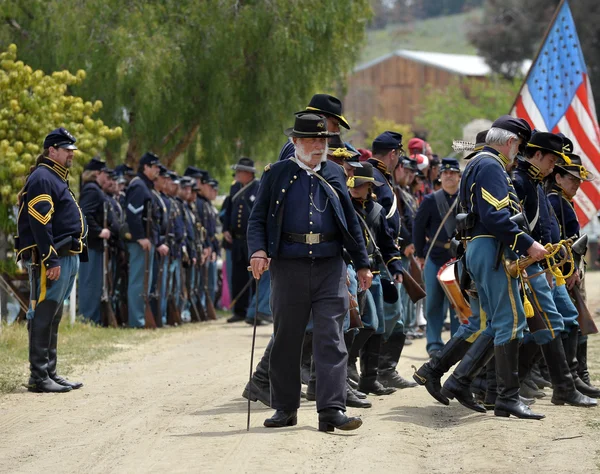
[282,232,339,244]
[432,241,451,249]
[232,232,247,240]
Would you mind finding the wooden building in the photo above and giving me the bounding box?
[343,49,527,143]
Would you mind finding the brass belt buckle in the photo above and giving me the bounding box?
[305,233,320,245]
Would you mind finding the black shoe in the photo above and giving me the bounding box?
[441,333,494,413]
[51,375,83,390]
[413,336,471,406]
[352,388,367,399]
[577,338,592,385]
[245,318,264,326]
[318,409,362,432]
[563,327,600,398]
[542,336,597,408]
[520,380,546,399]
[493,340,545,420]
[242,379,270,407]
[346,385,372,409]
[264,410,297,428]
[227,314,246,323]
[530,365,552,389]
[358,377,396,396]
[347,363,360,387]
[27,377,72,393]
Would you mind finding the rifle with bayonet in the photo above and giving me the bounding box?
[101,201,118,328]
[143,205,157,329]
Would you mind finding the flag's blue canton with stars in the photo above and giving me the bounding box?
[527,2,586,131]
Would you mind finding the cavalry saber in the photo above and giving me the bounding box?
[229,277,255,310]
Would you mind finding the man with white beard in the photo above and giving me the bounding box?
[247,112,373,432]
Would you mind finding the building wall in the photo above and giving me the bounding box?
[344,55,470,144]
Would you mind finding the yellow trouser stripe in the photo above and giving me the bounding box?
[39,262,47,304]
[505,267,519,340]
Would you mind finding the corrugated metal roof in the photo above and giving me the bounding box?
[355,49,531,76]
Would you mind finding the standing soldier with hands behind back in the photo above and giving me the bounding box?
[15,128,87,393]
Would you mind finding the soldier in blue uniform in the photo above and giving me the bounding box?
[367,132,417,390]
[248,113,372,431]
[78,157,114,325]
[124,152,162,328]
[547,152,600,398]
[413,158,461,356]
[223,157,261,323]
[16,128,87,392]
[178,177,199,319]
[347,162,404,398]
[512,133,595,408]
[435,116,552,420]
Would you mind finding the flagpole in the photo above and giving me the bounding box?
[509,0,567,114]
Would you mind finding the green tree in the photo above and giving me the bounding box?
[414,77,520,156]
[365,117,413,149]
[0,43,122,234]
[1,0,372,178]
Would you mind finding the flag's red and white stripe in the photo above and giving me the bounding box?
[512,75,600,227]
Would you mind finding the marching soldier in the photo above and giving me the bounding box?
[78,157,113,325]
[16,127,87,392]
[413,158,461,356]
[248,113,372,431]
[368,132,417,390]
[124,152,163,328]
[223,157,260,323]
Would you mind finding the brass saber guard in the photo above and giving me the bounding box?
[503,239,574,280]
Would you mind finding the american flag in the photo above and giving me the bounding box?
[511,0,600,227]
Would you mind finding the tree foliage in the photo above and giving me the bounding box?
[0,44,122,233]
[364,117,413,149]
[414,77,520,156]
[468,0,600,110]
[0,0,372,175]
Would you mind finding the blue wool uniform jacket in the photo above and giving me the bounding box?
[412,190,457,266]
[125,173,156,244]
[247,159,369,270]
[277,141,295,161]
[352,198,403,275]
[223,180,259,237]
[16,157,88,268]
[548,185,580,240]
[512,159,551,244]
[397,186,417,246]
[367,158,401,239]
[80,181,114,251]
[459,146,534,255]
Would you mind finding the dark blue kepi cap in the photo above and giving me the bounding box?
[491,115,532,143]
[43,127,77,150]
[372,131,403,153]
[440,157,460,172]
[139,152,160,167]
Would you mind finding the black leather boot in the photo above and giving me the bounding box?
[441,333,494,413]
[243,336,272,406]
[562,327,600,398]
[346,382,372,408]
[520,375,547,399]
[471,371,487,403]
[377,332,417,389]
[48,307,83,390]
[541,336,597,407]
[577,337,592,385]
[318,408,362,432]
[264,410,297,428]
[493,340,545,420]
[27,300,71,393]
[483,357,497,410]
[301,332,313,385]
[358,334,396,396]
[413,336,471,405]
[530,364,552,389]
[348,329,373,388]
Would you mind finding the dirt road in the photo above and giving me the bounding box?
[2,276,600,474]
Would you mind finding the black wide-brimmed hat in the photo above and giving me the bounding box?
[347,162,383,188]
[526,131,570,163]
[299,94,350,129]
[231,157,256,173]
[557,153,595,181]
[284,112,338,138]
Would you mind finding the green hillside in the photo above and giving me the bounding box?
[360,9,482,64]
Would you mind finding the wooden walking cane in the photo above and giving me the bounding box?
[247,264,263,431]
